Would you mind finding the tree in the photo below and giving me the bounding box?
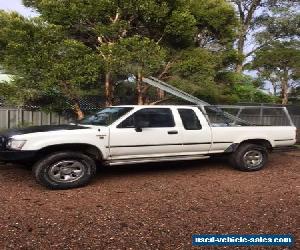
[114,36,166,104]
[168,48,221,103]
[24,0,238,105]
[0,11,102,118]
[231,0,264,72]
[255,2,300,45]
[252,41,300,104]
[3,1,280,108]
[23,0,172,105]
[230,0,298,73]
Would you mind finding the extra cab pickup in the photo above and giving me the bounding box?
[0,105,296,189]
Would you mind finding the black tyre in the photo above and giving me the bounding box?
[229,143,268,171]
[33,151,97,189]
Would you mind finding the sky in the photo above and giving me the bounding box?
[0,0,37,17]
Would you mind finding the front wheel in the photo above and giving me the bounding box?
[229,143,268,171]
[33,151,97,189]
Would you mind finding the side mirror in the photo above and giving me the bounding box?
[134,119,149,132]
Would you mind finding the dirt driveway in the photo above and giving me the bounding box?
[0,151,299,250]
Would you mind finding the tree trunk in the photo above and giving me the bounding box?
[281,85,288,105]
[136,71,144,105]
[281,69,289,105]
[236,26,246,73]
[105,72,113,107]
[157,89,165,100]
[235,0,262,73]
[74,102,84,120]
[271,81,277,96]
[59,81,84,120]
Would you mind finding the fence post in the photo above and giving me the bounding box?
[5,109,9,129]
[20,108,24,127]
[16,108,20,127]
[259,104,263,125]
[39,111,43,126]
[48,112,51,125]
[30,110,33,125]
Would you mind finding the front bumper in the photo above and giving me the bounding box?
[0,150,36,162]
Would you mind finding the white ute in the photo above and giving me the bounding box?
[0,105,296,189]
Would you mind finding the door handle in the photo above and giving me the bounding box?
[168,130,178,134]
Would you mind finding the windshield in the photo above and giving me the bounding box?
[78,107,133,126]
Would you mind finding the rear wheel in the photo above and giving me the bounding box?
[33,151,96,189]
[229,143,268,171]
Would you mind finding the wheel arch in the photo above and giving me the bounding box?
[36,143,103,161]
[239,139,272,151]
[225,139,273,153]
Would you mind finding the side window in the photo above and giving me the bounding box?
[178,109,202,130]
[117,108,175,128]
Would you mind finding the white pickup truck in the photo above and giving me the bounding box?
[0,105,296,189]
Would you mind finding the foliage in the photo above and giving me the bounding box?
[191,0,238,47]
[1,0,293,111]
[232,83,277,103]
[254,1,300,44]
[172,48,220,82]
[229,0,299,104]
[252,41,300,104]
[230,0,298,72]
[0,11,102,114]
[113,36,166,76]
[21,0,238,106]
[215,71,276,103]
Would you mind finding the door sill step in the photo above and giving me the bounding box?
[106,155,210,166]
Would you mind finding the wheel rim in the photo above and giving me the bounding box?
[243,150,263,168]
[48,160,85,183]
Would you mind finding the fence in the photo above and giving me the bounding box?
[0,108,71,130]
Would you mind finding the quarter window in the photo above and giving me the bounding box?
[178,109,202,130]
[118,108,175,128]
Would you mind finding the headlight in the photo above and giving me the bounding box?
[7,139,27,150]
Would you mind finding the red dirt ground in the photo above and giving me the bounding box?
[0,151,299,250]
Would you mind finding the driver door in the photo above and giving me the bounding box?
[108,108,183,160]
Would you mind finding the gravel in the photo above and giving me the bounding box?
[0,151,299,249]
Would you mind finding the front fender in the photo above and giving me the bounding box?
[21,138,109,159]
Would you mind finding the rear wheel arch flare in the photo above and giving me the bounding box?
[239,139,273,151]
